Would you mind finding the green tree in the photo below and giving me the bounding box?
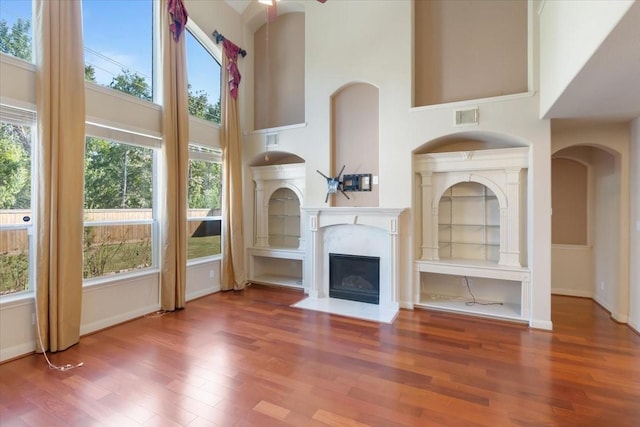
[0,133,29,209]
[84,138,153,209]
[0,18,31,61]
[188,159,222,210]
[109,69,152,101]
[188,85,221,124]
[85,64,97,83]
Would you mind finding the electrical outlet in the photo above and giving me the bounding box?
[600,281,605,290]
[32,313,35,325]
[209,270,215,279]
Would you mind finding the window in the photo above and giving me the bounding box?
[0,107,35,296]
[82,0,154,101]
[0,0,33,62]
[187,145,222,260]
[83,136,156,279]
[185,28,221,124]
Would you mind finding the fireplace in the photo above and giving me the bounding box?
[294,207,406,323]
[329,253,380,304]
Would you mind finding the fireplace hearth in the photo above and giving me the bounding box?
[329,253,380,304]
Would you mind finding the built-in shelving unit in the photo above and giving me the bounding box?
[413,147,530,323]
[268,188,301,248]
[438,182,500,262]
[250,163,306,290]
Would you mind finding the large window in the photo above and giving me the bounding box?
[186,28,221,124]
[83,136,156,280]
[0,0,33,62]
[187,145,222,260]
[0,109,35,296]
[82,0,154,101]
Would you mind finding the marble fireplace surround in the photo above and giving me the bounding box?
[293,207,406,323]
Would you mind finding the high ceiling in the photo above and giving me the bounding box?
[223,1,640,123]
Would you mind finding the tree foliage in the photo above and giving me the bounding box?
[0,18,31,61]
[109,69,152,101]
[188,159,222,210]
[84,138,153,209]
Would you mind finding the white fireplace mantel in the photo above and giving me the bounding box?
[294,207,406,323]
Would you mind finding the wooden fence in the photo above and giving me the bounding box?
[0,209,216,253]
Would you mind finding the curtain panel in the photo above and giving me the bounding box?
[34,0,86,352]
[221,40,246,291]
[159,0,189,311]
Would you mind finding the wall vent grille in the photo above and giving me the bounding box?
[454,107,479,126]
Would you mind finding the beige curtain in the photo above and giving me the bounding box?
[159,3,189,310]
[34,0,85,352]
[221,48,246,291]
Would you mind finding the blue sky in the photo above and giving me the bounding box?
[0,0,220,104]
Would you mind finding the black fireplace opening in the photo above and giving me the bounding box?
[329,253,380,305]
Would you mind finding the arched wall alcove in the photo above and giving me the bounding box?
[330,82,379,207]
[550,143,628,323]
[411,132,533,323]
[412,132,530,266]
[249,151,305,249]
[247,148,306,290]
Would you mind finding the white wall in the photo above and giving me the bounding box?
[235,1,552,328]
[538,0,635,117]
[630,117,640,333]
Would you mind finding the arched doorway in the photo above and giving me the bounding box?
[551,143,629,323]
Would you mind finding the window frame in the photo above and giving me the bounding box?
[187,144,222,264]
[82,129,160,285]
[0,102,36,299]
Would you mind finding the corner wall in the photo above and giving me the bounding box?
[630,117,640,332]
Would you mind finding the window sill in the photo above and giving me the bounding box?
[83,268,160,290]
[0,292,35,309]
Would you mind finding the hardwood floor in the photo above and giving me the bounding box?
[1,285,639,426]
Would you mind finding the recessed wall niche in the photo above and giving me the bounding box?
[331,82,379,207]
[248,152,306,290]
[414,0,528,106]
[254,12,305,130]
[413,141,531,323]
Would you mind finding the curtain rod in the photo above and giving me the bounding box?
[212,30,247,57]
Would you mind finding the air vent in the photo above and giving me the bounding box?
[454,107,479,126]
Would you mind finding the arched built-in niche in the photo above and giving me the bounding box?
[248,152,306,289]
[413,136,531,323]
[331,82,379,207]
[438,181,500,262]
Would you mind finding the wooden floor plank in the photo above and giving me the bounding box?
[1,286,639,426]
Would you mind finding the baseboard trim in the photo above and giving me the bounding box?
[551,288,593,298]
[186,286,220,302]
[80,304,159,336]
[0,342,36,363]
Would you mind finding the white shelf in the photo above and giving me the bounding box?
[415,295,523,322]
[248,248,304,290]
[252,274,304,289]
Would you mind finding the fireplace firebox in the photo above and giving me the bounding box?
[329,253,380,304]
